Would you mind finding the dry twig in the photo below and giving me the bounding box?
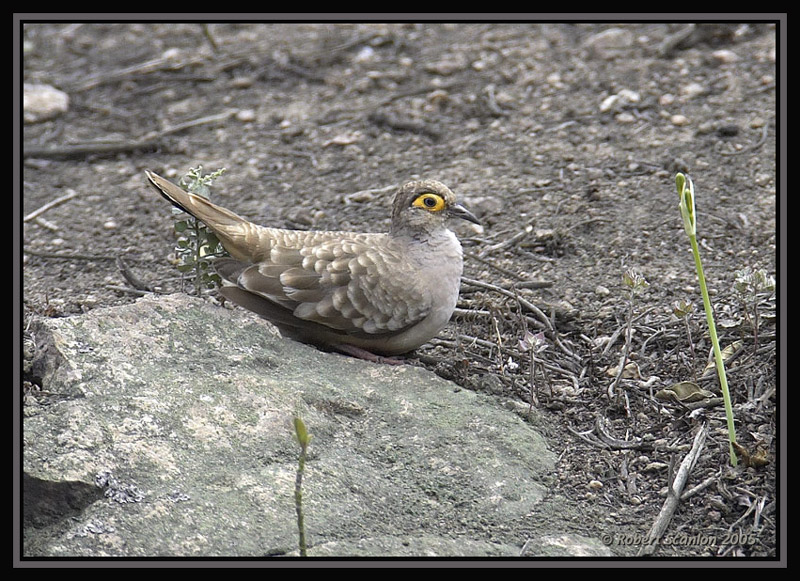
[461,276,553,331]
[23,110,238,160]
[23,190,79,222]
[638,423,709,556]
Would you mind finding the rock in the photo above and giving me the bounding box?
[23,294,585,557]
[679,82,706,100]
[599,89,641,113]
[670,114,690,126]
[712,49,739,64]
[23,83,69,123]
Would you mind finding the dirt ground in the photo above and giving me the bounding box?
[20,20,780,559]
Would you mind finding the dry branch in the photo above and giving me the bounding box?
[638,423,709,556]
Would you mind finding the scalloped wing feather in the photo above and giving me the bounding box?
[219,231,431,336]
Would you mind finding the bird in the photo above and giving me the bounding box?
[146,170,480,362]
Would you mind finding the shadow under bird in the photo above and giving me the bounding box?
[146,170,480,362]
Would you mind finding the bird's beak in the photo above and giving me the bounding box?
[449,203,481,225]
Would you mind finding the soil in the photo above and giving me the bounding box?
[20,21,780,559]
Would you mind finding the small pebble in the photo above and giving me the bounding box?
[679,82,705,99]
[162,47,181,60]
[754,173,773,187]
[23,83,69,123]
[546,72,563,87]
[235,109,256,122]
[599,89,640,113]
[599,95,618,112]
[671,114,690,126]
[712,49,739,64]
[354,46,374,62]
[230,76,254,89]
[82,295,99,308]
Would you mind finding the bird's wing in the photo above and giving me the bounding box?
[218,232,431,337]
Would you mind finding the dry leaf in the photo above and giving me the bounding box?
[655,381,715,403]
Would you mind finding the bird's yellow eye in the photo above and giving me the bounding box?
[412,193,446,213]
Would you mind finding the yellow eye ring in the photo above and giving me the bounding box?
[412,193,446,213]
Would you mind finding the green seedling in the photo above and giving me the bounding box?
[672,298,697,382]
[676,173,738,465]
[607,268,649,401]
[733,267,775,350]
[293,416,312,557]
[172,166,228,295]
[519,330,549,409]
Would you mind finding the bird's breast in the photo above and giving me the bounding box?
[402,229,464,313]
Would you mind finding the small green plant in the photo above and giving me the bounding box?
[172,166,228,295]
[676,173,738,466]
[293,416,312,557]
[672,298,697,382]
[733,267,775,350]
[607,268,649,401]
[519,330,549,409]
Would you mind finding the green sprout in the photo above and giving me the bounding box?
[293,416,312,557]
[672,299,697,382]
[608,268,649,401]
[519,330,549,409]
[172,166,228,295]
[676,173,738,466]
[733,267,775,350]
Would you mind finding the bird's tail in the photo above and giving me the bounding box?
[146,170,269,262]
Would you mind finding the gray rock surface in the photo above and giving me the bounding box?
[22,293,612,558]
